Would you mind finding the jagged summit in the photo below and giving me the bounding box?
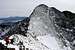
[36,4,48,8]
[36,4,61,13]
[29,4,62,18]
[29,4,49,18]
[36,4,57,11]
[49,7,62,14]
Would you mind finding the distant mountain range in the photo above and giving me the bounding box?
[0,16,25,24]
[0,16,26,29]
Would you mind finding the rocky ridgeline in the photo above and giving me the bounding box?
[3,17,30,37]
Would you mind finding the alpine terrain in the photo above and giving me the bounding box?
[1,4,75,50]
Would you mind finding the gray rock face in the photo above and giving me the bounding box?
[29,4,56,36]
[28,4,75,50]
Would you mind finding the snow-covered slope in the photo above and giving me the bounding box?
[37,34,72,50]
[10,34,49,50]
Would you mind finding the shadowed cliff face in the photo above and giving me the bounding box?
[28,4,75,50]
[55,11,75,50]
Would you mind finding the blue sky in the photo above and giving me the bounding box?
[0,0,75,17]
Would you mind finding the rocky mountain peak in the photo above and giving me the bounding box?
[28,4,62,37]
[29,4,49,18]
[36,4,48,9]
[28,4,75,50]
